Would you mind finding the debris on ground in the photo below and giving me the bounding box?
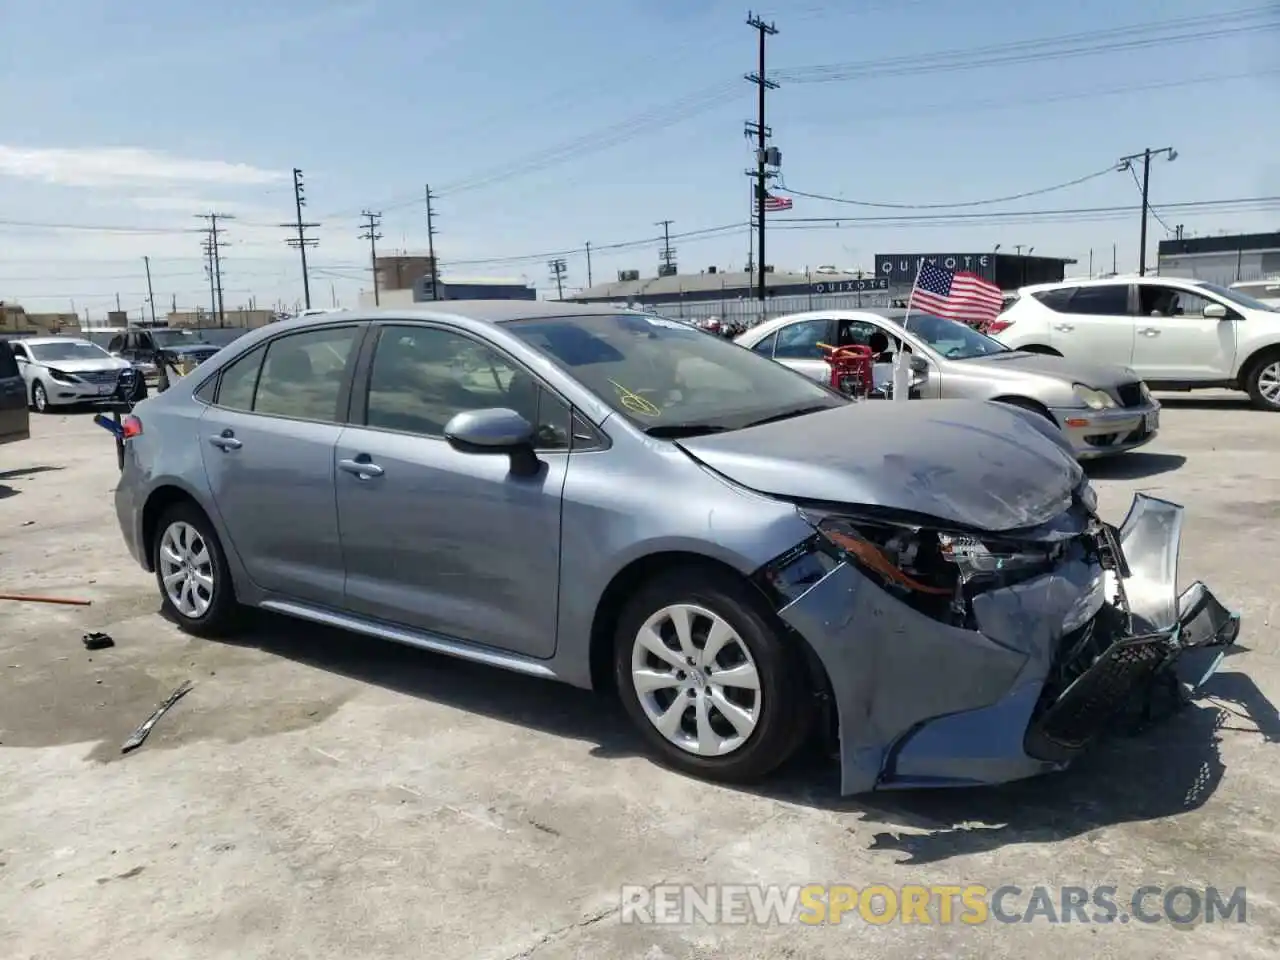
[0,593,92,607]
[82,632,114,651]
[121,681,194,755]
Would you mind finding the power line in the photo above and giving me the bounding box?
[438,222,747,270]
[777,164,1121,211]
[771,8,1279,84]
[359,211,383,306]
[281,167,320,309]
[1125,162,1175,240]
[769,194,1280,228]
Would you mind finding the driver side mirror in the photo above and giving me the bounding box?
[909,354,928,373]
[444,407,542,477]
[1202,302,1229,319]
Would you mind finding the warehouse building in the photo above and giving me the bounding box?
[1156,231,1280,285]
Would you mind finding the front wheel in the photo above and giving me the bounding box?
[613,566,811,784]
[31,381,49,413]
[153,501,242,637]
[1245,354,1280,411]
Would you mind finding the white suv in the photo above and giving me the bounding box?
[990,275,1280,411]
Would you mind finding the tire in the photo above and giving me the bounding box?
[613,565,812,785]
[31,380,50,413]
[152,501,242,637]
[1244,352,1280,411]
[130,376,148,402]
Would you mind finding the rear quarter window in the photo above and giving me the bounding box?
[1030,287,1076,312]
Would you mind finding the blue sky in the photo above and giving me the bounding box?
[1,0,1277,316]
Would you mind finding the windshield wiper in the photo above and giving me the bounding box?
[645,424,729,438]
[741,405,832,429]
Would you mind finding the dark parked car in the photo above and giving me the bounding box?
[107,328,221,371]
[0,340,31,444]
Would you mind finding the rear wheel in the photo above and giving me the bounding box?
[1244,353,1280,411]
[152,501,242,637]
[613,566,811,784]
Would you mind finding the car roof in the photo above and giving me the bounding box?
[1018,275,1218,295]
[746,309,909,338]
[258,300,651,334]
[14,336,89,346]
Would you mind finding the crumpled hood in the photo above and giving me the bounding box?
[676,399,1084,532]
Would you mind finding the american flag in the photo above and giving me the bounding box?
[760,192,793,212]
[909,261,1004,327]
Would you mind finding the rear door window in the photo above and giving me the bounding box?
[1031,287,1077,312]
[1065,285,1129,316]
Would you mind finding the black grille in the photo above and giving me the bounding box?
[1025,633,1171,762]
[77,369,123,385]
[1115,382,1144,408]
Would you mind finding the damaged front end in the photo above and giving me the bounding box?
[755,490,1241,795]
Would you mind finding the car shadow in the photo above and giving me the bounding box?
[0,466,64,482]
[209,611,1276,864]
[1084,452,1186,480]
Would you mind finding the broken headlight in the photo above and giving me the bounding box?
[796,509,1066,626]
[935,533,1061,583]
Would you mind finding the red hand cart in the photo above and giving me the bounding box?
[817,343,875,399]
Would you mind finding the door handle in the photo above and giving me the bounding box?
[208,430,242,451]
[1138,327,1161,337]
[338,457,384,479]
[1053,323,1075,332]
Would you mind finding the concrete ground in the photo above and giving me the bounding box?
[0,392,1276,959]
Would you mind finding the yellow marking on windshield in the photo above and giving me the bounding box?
[609,379,662,417]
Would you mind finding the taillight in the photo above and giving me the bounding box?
[121,415,143,439]
[986,318,1013,335]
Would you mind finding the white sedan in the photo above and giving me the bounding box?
[9,337,139,412]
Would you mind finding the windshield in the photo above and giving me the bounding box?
[903,313,1011,359]
[1195,281,1277,312]
[506,312,847,433]
[28,341,112,363]
[151,329,209,347]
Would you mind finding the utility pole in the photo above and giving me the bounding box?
[143,256,158,324]
[548,258,567,300]
[196,213,232,326]
[1118,146,1177,276]
[585,242,593,287]
[656,220,676,276]
[281,168,319,309]
[424,185,440,301]
[359,211,383,306]
[745,12,779,303]
[115,292,122,312]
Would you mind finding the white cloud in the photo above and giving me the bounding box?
[0,146,285,188]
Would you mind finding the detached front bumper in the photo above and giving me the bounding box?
[776,493,1239,795]
[1049,401,1161,459]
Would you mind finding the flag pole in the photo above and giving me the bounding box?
[893,259,925,403]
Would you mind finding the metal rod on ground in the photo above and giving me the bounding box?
[0,593,92,606]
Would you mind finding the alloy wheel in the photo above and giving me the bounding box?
[32,383,47,412]
[630,603,763,757]
[158,520,215,619]
[1257,360,1280,407]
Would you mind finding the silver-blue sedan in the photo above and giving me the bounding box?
[113,302,1238,795]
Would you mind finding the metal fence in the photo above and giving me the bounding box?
[624,290,896,326]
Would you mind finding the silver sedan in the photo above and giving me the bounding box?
[736,309,1161,459]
